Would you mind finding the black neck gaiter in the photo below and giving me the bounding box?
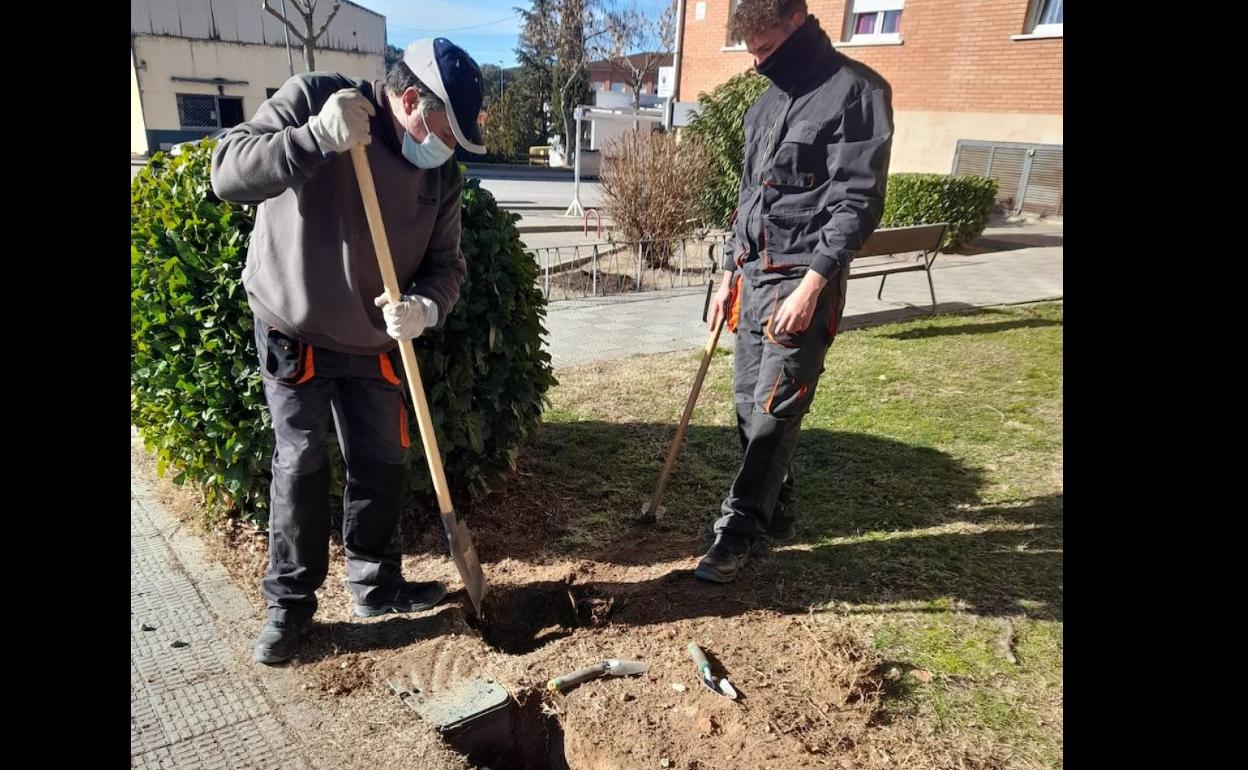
[755,15,834,94]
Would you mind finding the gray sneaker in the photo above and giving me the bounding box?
[253,618,312,665]
[353,580,448,618]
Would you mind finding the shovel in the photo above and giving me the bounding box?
[547,659,650,693]
[349,145,487,619]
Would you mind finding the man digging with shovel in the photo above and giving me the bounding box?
[211,39,487,664]
[698,0,894,582]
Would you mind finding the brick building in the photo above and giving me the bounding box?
[590,52,675,102]
[675,0,1063,214]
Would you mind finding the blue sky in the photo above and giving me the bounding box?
[361,0,674,70]
[362,0,526,69]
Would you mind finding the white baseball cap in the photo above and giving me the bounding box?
[403,38,486,155]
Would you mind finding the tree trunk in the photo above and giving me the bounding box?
[304,17,316,71]
[560,83,576,167]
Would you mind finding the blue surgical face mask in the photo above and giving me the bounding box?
[402,111,454,168]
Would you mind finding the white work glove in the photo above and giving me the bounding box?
[308,89,375,155]
[374,293,440,340]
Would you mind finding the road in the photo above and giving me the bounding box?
[131,159,602,210]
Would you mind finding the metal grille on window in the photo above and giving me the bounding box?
[177,94,218,129]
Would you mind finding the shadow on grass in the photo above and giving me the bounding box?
[389,419,1062,633]
[563,492,1063,633]
[882,316,1063,340]
[296,605,467,664]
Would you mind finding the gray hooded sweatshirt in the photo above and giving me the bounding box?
[211,72,466,355]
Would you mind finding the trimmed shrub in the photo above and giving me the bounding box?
[880,173,998,249]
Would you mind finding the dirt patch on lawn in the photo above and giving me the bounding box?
[133,440,1005,770]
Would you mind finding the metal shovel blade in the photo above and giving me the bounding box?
[549,659,649,692]
[639,502,667,521]
[442,509,486,619]
[697,674,737,700]
[604,659,650,677]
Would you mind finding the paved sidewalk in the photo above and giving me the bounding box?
[131,445,310,770]
[542,223,1063,367]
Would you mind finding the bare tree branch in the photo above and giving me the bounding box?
[313,0,343,41]
[601,2,676,109]
[263,0,308,43]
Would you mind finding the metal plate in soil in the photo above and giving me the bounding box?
[387,673,512,731]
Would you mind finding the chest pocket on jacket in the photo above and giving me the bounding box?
[765,120,824,190]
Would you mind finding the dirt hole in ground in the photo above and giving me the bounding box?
[438,688,569,770]
[466,581,618,655]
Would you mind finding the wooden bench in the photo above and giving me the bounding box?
[849,223,949,312]
[527,145,551,166]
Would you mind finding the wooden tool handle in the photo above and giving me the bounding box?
[547,664,606,692]
[687,642,712,674]
[646,320,725,520]
[349,145,454,517]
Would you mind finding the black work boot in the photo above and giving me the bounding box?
[253,618,312,665]
[353,580,448,618]
[765,515,797,543]
[694,532,754,583]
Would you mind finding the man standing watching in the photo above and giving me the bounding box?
[699,1,894,583]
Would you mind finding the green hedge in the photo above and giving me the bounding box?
[131,141,556,522]
[683,70,770,229]
[880,173,998,249]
